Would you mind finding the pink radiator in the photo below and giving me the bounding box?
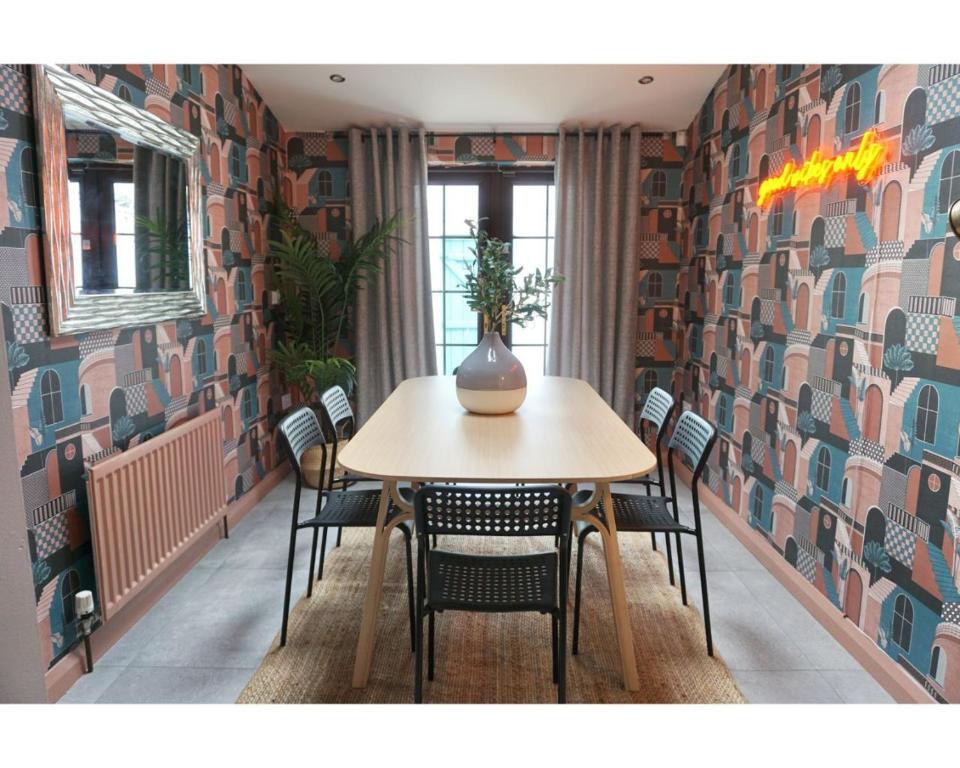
[87,409,227,620]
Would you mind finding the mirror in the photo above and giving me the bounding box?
[34,65,205,335]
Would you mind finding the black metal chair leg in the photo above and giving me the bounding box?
[664,528,675,586]
[414,599,424,703]
[551,615,558,684]
[280,527,297,647]
[307,527,319,597]
[651,532,657,551]
[558,608,567,704]
[432,534,437,548]
[336,527,342,547]
[427,610,436,681]
[695,531,713,656]
[675,532,688,605]
[404,530,416,652]
[572,532,587,655]
[317,528,328,582]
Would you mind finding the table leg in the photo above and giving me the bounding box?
[352,479,413,688]
[572,483,640,691]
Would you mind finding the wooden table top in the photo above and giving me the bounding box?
[338,375,656,483]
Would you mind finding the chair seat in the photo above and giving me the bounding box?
[301,489,411,532]
[427,550,558,613]
[574,493,693,536]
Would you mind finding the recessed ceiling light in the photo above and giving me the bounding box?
[330,74,346,83]
[637,75,654,85]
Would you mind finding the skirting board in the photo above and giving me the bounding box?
[676,464,933,704]
[44,463,290,702]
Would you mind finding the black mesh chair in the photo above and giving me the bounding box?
[572,409,718,656]
[276,406,415,650]
[413,485,572,703]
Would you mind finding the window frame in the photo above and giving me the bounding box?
[763,346,775,384]
[40,369,64,426]
[831,272,847,319]
[844,82,861,135]
[892,593,913,652]
[915,384,939,444]
[650,169,667,197]
[816,446,831,491]
[939,151,960,214]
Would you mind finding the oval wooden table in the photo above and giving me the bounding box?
[338,375,656,691]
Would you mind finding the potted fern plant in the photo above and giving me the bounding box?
[455,219,563,414]
[269,197,401,484]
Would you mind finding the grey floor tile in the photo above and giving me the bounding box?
[95,666,254,703]
[733,670,843,703]
[820,669,895,703]
[58,665,126,703]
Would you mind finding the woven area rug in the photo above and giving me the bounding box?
[238,529,745,703]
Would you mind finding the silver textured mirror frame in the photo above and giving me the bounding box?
[33,64,206,336]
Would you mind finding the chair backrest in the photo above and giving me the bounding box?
[668,409,717,480]
[277,406,326,478]
[414,485,571,540]
[320,386,355,438]
[638,386,676,442]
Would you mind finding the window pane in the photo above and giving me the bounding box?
[429,237,443,293]
[513,185,547,236]
[443,185,478,235]
[513,345,545,377]
[444,237,475,291]
[445,345,473,375]
[114,182,135,234]
[432,292,443,345]
[547,185,555,236]
[512,314,545,345]
[116,235,136,289]
[427,185,444,237]
[512,238,547,286]
[444,292,476,344]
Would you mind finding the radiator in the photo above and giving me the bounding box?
[87,409,226,620]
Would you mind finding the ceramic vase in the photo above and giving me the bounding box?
[455,331,527,414]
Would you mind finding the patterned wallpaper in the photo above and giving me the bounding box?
[0,64,290,669]
[676,64,960,702]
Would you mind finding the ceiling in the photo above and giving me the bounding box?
[242,64,725,133]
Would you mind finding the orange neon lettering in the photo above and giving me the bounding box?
[756,130,887,207]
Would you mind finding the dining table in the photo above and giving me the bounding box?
[337,374,657,690]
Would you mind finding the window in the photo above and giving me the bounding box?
[875,91,885,123]
[79,384,90,417]
[858,293,869,323]
[841,477,851,507]
[236,270,247,303]
[816,446,831,491]
[60,569,81,626]
[231,145,242,179]
[730,143,741,178]
[930,646,946,686]
[648,272,663,298]
[643,370,658,394]
[317,170,333,197]
[892,594,913,652]
[770,198,783,237]
[724,275,735,306]
[915,384,939,443]
[40,370,63,426]
[427,171,555,375]
[182,65,193,86]
[831,273,846,318]
[844,82,861,135]
[196,338,207,376]
[752,485,764,521]
[650,170,666,197]
[117,84,132,103]
[763,346,775,383]
[939,151,960,214]
[20,147,37,207]
[242,389,253,422]
[717,396,727,428]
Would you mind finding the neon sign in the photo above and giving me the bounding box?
[757,130,887,207]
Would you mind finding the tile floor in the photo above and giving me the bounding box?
[60,476,893,704]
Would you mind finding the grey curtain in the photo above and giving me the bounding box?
[349,126,437,424]
[133,147,188,291]
[547,126,643,424]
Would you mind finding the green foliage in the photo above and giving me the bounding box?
[268,196,401,398]
[135,213,190,288]
[461,219,564,333]
[883,343,914,389]
[863,541,892,584]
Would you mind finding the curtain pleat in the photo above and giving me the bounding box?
[547,125,642,424]
[349,126,437,425]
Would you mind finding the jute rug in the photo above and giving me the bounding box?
[238,529,745,703]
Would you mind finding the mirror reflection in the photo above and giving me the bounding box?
[65,121,190,295]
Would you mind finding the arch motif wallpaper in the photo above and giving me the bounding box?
[0,64,290,669]
[676,64,960,702]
